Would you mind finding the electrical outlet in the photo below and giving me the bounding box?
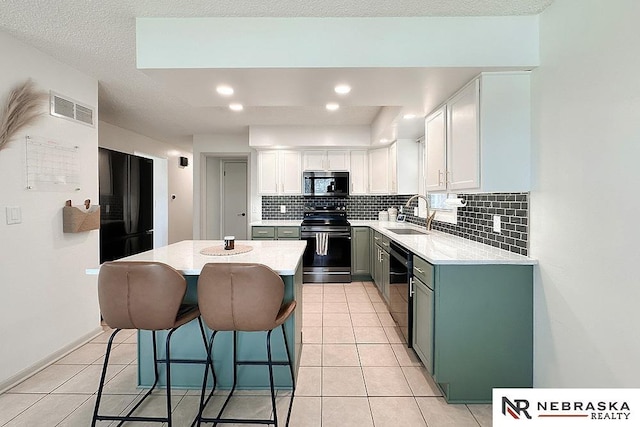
[280,205,286,213]
[493,215,501,233]
[413,207,418,216]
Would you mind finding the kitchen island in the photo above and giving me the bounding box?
[90,239,306,390]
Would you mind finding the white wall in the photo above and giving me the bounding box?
[99,121,193,243]
[192,134,256,239]
[0,31,100,389]
[531,0,640,386]
[249,125,371,148]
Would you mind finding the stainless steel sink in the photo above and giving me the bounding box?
[385,228,429,235]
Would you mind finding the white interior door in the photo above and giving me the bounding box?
[222,161,248,239]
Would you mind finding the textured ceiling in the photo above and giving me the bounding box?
[0,0,553,149]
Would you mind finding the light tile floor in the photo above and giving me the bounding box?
[0,281,492,426]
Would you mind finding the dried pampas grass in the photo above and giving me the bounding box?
[0,79,47,151]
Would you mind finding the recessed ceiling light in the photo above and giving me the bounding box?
[403,113,416,120]
[216,85,234,96]
[229,103,243,111]
[334,84,351,95]
[380,138,389,143]
[326,103,340,111]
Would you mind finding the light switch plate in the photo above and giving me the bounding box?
[493,215,501,233]
[6,206,22,225]
[280,205,286,213]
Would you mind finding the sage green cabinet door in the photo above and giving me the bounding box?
[381,249,390,303]
[276,226,300,239]
[412,276,434,374]
[252,226,275,239]
[370,229,377,283]
[374,244,383,292]
[351,227,370,275]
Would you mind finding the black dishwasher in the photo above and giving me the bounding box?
[388,241,413,348]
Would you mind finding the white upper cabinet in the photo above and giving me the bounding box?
[258,150,302,195]
[368,141,419,195]
[447,79,480,190]
[303,150,349,171]
[424,72,531,193]
[368,146,390,194]
[424,106,447,192]
[349,150,368,195]
[258,151,279,194]
[389,143,398,194]
[393,139,419,195]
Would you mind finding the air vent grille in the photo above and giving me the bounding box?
[75,104,94,125]
[53,95,74,119]
[50,92,95,127]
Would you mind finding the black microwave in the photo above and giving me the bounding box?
[303,171,349,197]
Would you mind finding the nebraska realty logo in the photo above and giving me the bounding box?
[493,389,640,426]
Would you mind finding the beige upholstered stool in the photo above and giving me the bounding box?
[92,261,211,427]
[196,263,296,427]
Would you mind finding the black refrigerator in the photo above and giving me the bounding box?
[99,148,154,263]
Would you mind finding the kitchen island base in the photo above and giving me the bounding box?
[137,264,303,390]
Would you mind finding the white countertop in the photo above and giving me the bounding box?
[350,220,537,265]
[87,240,307,275]
[250,220,303,227]
[249,219,536,265]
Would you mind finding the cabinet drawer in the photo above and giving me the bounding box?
[381,235,391,251]
[277,227,300,239]
[252,227,275,239]
[413,256,434,288]
[373,231,391,251]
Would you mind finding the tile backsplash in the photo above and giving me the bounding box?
[262,192,529,255]
[431,193,529,256]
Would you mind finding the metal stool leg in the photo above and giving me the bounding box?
[91,328,121,427]
[197,328,295,426]
[266,329,278,426]
[196,330,218,427]
[165,328,179,427]
[281,324,296,427]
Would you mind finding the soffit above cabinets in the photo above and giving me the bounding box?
[0,5,549,147]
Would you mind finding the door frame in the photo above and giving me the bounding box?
[200,153,251,240]
[220,159,248,239]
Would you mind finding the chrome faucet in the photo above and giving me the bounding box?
[405,194,436,230]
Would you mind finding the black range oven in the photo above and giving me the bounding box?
[301,204,351,283]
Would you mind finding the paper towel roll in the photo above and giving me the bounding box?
[444,198,467,207]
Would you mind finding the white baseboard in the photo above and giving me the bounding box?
[0,327,105,394]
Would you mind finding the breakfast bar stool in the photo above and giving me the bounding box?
[196,263,296,427]
[92,261,211,427]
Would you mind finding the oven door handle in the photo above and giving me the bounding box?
[301,232,351,239]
